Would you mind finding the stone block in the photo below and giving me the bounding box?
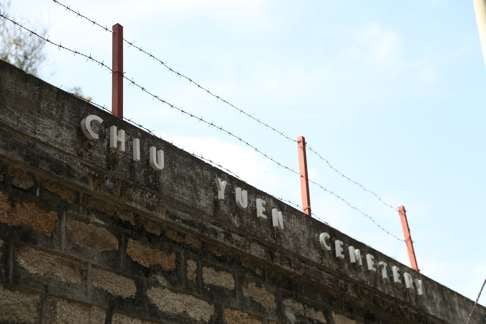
[16,246,82,284]
[165,229,201,250]
[242,282,275,312]
[66,219,118,252]
[44,180,76,202]
[250,243,265,259]
[223,308,262,324]
[91,267,136,298]
[147,287,213,322]
[112,313,158,324]
[333,313,358,324]
[202,266,234,290]
[185,234,202,250]
[283,299,327,323]
[306,307,327,323]
[86,197,135,225]
[127,239,175,271]
[186,259,197,282]
[10,168,34,190]
[0,286,40,323]
[45,298,106,324]
[0,192,57,235]
[142,219,161,236]
[0,192,9,216]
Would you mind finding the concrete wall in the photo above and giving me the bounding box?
[0,59,484,324]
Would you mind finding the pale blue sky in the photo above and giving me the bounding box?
[6,0,486,302]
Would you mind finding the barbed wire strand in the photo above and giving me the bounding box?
[309,179,402,241]
[50,0,295,144]
[307,146,395,209]
[465,278,486,324]
[0,13,402,242]
[50,0,397,211]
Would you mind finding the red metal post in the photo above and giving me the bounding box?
[297,136,311,216]
[112,23,123,118]
[398,205,420,272]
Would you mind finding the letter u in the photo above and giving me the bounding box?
[149,146,164,171]
[235,187,248,208]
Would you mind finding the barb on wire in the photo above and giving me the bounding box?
[50,0,397,212]
[466,279,486,324]
[2,13,402,243]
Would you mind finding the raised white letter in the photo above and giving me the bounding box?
[392,265,401,284]
[335,240,345,259]
[415,279,424,295]
[235,187,248,208]
[256,199,267,219]
[133,138,141,161]
[378,261,389,279]
[366,254,376,271]
[348,246,363,266]
[80,114,103,140]
[404,272,414,289]
[109,126,126,152]
[149,146,164,171]
[216,178,227,200]
[319,233,331,251]
[271,208,284,230]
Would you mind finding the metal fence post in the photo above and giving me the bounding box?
[297,136,311,216]
[398,205,420,271]
[112,23,123,118]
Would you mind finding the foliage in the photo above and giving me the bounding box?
[0,0,46,75]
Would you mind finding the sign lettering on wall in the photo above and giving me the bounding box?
[80,114,424,296]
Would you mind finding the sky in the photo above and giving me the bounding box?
[4,0,486,303]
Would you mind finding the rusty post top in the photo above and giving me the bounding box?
[397,205,406,215]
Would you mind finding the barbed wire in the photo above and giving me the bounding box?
[124,71,400,241]
[51,0,111,33]
[0,13,403,242]
[0,14,110,72]
[307,146,395,210]
[50,0,397,212]
[309,179,402,241]
[275,197,328,225]
[50,0,295,143]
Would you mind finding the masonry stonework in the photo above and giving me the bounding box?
[0,60,484,323]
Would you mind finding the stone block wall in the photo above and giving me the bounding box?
[0,60,484,324]
[0,165,353,323]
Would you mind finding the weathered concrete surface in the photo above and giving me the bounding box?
[0,59,484,323]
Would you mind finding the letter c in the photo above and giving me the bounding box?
[319,232,332,251]
[80,114,103,140]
